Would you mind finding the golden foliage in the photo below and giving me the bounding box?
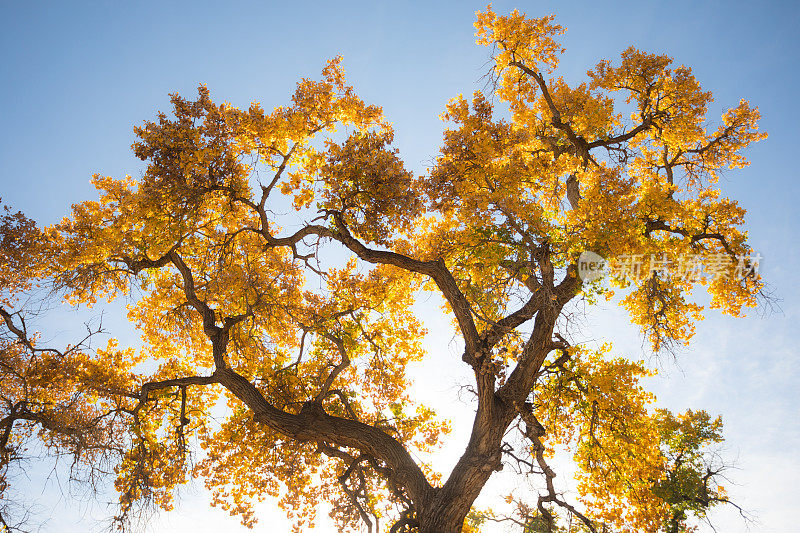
[0,6,765,532]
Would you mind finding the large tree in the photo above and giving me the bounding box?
[0,7,765,533]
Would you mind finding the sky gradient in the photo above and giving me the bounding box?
[2,1,799,531]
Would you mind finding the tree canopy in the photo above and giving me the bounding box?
[0,6,766,533]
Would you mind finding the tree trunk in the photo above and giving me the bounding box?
[417,499,469,533]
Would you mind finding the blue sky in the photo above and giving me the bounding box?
[2,1,799,531]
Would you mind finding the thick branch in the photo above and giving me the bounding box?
[218,366,433,503]
[265,216,484,365]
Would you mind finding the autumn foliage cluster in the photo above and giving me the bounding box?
[0,7,765,533]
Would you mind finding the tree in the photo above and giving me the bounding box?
[0,6,766,533]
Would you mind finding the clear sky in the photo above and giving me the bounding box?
[2,1,799,532]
